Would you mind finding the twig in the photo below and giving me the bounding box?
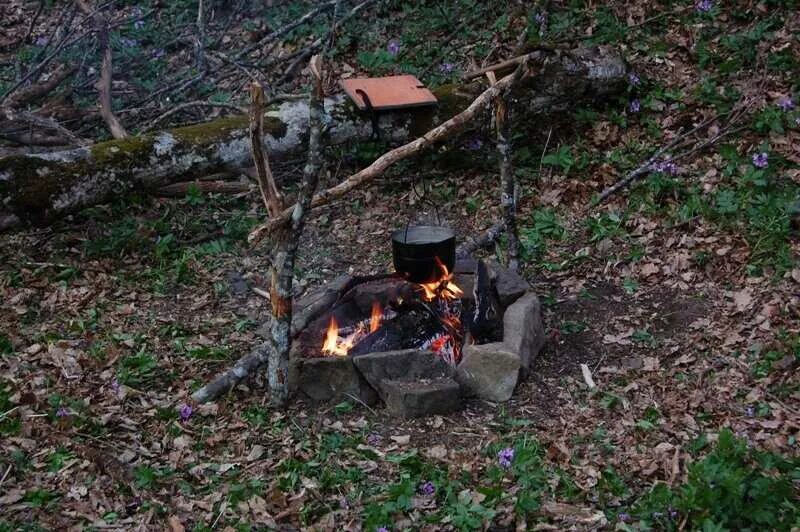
[250,57,536,244]
[248,82,284,216]
[194,0,206,72]
[463,50,546,81]
[4,63,78,108]
[233,0,339,60]
[456,220,506,258]
[75,0,128,139]
[594,114,722,204]
[191,342,273,403]
[139,100,246,134]
[1,107,88,146]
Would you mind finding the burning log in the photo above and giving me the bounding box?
[0,46,627,230]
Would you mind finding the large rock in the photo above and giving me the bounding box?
[352,349,454,398]
[488,261,531,307]
[296,356,378,405]
[502,292,545,374]
[456,343,520,402]
[382,378,462,418]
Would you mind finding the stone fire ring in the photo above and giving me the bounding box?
[289,261,545,418]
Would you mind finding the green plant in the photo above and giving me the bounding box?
[626,429,799,530]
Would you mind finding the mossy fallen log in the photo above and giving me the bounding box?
[0,46,626,230]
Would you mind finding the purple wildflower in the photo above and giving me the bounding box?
[668,507,679,519]
[387,40,400,56]
[629,99,641,113]
[439,62,454,74]
[752,152,769,169]
[418,481,435,496]
[34,36,49,47]
[152,48,166,59]
[778,97,795,112]
[652,160,678,175]
[367,433,382,446]
[652,511,665,519]
[465,137,483,151]
[628,72,641,86]
[534,12,547,25]
[56,406,71,418]
[618,512,631,522]
[179,403,193,421]
[119,37,138,48]
[376,527,389,532]
[497,447,515,468]
[134,19,145,30]
[746,405,755,417]
[696,0,713,13]
[110,378,121,395]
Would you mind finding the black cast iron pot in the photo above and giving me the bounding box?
[391,225,455,283]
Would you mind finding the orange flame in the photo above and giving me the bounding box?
[419,258,463,302]
[322,316,362,356]
[370,301,382,332]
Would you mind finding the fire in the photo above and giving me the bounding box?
[370,301,382,332]
[322,302,384,357]
[419,258,463,301]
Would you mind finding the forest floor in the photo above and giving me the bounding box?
[1,1,799,531]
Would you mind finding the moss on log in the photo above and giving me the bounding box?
[0,46,626,229]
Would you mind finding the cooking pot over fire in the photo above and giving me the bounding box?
[391,225,455,284]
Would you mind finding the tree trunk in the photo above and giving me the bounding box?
[0,46,626,230]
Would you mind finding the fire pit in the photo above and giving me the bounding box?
[288,252,544,418]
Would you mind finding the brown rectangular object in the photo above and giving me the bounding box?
[340,75,437,111]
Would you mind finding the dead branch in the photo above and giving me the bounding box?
[139,101,246,134]
[456,220,506,258]
[4,64,78,109]
[1,107,87,146]
[463,50,546,81]
[155,180,250,197]
[594,113,727,204]
[250,57,534,244]
[233,0,339,60]
[194,0,206,72]
[75,0,128,139]
[191,341,273,404]
[488,71,520,271]
[249,82,284,216]
[267,55,328,406]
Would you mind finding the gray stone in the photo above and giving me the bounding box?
[226,270,249,296]
[502,292,545,374]
[489,261,530,307]
[382,378,462,418]
[456,343,520,402]
[352,349,454,398]
[453,273,475,301]
[454,258,477,274]
[296,356,378,405]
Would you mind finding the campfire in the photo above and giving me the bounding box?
[319,259,466,365]
[289,227,545,418]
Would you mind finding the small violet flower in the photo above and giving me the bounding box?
[465,137,483,150]
[618,512,631,522]
[110,378,121,395]
[668,507,679,519]
[418,481,435,496]
[778,97,795,112]
[179,403,193,421]
[439,62,454,74]
[387,40,400,56]
[629,99,641,113]
[376,527,389,532]
[134,19,145,30]
[497,447,515,468]
[56,406,71,418]
[367,432,383,446]
[696,0,713,13]
[752,152,769,169]
[152,48,166,59]
[628,72,641,86]
[119,37,138,48]
[34,36,49,47]
[746,405,755,417]
[534,11,547,25]
[652,511,665,519]
[652,160,678,175]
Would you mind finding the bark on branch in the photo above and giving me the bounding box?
[0,46,627,230]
